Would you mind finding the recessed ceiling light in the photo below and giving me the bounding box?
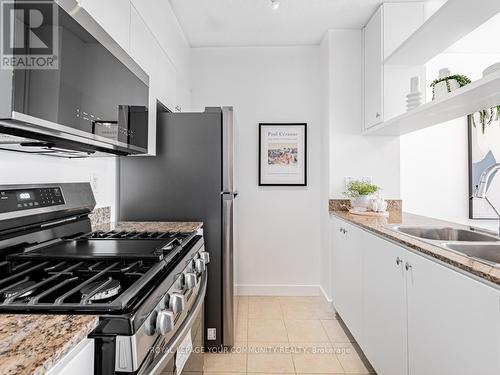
[271,0,280,10]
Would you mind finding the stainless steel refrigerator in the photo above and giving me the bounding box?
[118,107,237,349]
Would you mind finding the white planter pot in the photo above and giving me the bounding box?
[433,79,460,100]
[351,196,373,211]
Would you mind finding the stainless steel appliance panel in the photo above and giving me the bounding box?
[0,0,149,156]
[222,107,234,193]
[222,194,236,347]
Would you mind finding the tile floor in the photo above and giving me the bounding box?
[199,296,376,375]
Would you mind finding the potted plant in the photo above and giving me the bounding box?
[344,180,380,211]
[430,69,471,100]
[472,105,500,133]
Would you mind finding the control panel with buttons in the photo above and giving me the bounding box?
[0,187,65,213]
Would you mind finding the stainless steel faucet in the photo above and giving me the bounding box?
[474,162,500,236]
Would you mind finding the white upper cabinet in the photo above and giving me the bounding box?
[406,250,500,375]
[363,3,424,130]
[129,6,156,76]
[130,0,190,77]
[363,6,383,129]
[364,0,500,136]
[79,0,131,52]
[129,5,158,154]
[382,3,425,60]
[80,0,191,154]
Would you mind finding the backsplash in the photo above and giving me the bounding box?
[88,206,111,226]
[329,199,402,213]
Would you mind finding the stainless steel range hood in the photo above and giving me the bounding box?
[0,0,150,158]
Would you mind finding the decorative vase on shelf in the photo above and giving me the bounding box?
[406,76,423,111]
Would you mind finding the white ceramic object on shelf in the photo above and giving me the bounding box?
[483,62,500,77]
[406,76,423,111]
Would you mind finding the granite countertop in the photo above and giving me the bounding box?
[330,210,500,286]
[0,314,98,375]
[92,221,203,233]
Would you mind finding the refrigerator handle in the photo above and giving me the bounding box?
[222,196,234,347]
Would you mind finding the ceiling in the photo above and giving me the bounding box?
[169,0,422,47]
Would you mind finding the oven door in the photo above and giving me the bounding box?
[137,272,206,375]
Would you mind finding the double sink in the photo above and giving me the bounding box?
[387,226,500,266]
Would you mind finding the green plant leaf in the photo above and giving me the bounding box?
[343,180,379,198]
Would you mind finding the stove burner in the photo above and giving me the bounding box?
[80,278,121,302]
[3,280,37,299]
[84,230,186,240]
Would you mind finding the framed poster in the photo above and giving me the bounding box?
[468,114,500,219]
[259,123,307,186]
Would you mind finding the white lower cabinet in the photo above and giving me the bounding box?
[331,217,500,375]
[332,218,363,343]
[405,250,500,375]
[362,235,407,375]
[47,339,94,375]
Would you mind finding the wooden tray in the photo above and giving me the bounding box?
[349,208,389,217]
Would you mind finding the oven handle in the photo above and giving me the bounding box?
[138,271,207,375]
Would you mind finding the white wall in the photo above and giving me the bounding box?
[401,52,500,230]
[0,152,117,215]
[320,30,401,302]
[327,30,401,199]
[319,34,332,300]
[190,46,322,295]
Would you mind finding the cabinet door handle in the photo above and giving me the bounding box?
[375,112,381,118]
[396,257,403,266]
[405,262,412,271]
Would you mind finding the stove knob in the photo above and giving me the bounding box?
[195,258,206,273]
[175,273,185,290]
[145,310,158,336]
[199,251,210,264]
[185,272,198,290]
[169,292,185,314]
[156,309,174,335]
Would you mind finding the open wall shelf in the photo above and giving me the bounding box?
[364,70,500,136]
[384,0,500,65]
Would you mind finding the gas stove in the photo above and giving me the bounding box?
[0,183,208,375]
[0,227,197,312]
